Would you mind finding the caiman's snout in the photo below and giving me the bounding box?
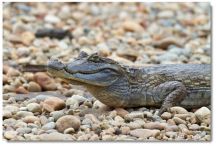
[47,59,66,70]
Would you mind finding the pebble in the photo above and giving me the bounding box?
[27,81,42,92]
[39,132,74,141]
[50,110,64,121]
[4,131,18,140]
[188,124,200,131]
[4,105,19,114]
[120,126,130,135]
[35,94,52,102]
[127,121,142,130]
[14,121,27,129]
[161,112,172,120]
[102,135,115,141]
[194,107,210,124]
[27,103,41,113]
[115,108,129,118]
[56,115,80,132]
[16,127,32,135]
[16,111,34,118]
[153,37,182,50]
[84,114,100,124]
[34,72,57,91]
[15,86,29,94]
[3,118,17,127]
[172,117,187,125]
[143,122,167,130]
[42,97,66,112]
[170,106,188,114]
[158,10,174,19]
[3,110,12,119]
[39,115,49,125]
[41,122,55,130]
[130,129,160,139]
[44,15,61,24]
[22,116,40,123]
[63,127,75,134]
[93,100,110,111]
[124,111,144,121]
[122,21,144,32]
[21,31,35,45]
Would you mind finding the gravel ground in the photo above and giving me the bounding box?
[3,2,211,141]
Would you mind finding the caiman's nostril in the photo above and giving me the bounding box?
[47,59,65,70]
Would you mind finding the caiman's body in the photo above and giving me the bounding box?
[47,52,211,114]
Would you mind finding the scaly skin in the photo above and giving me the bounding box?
[47,52,211,115]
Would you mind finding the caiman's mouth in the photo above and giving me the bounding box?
[47,59,119,86]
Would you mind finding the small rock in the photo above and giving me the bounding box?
[130,129,160,139]
[153,37,182,50]
[143,122,167,130]
[27,103,41,113]
[194,107,210,124]
[44,15,60,24]
[50,110,64,121]
[3,118,17,127]
[42,97,66,112]
[27,81,42,92]
[4,131,18,140]
[165,131,177,138]
[65,98,79,108]
[122,21,144,32]
[16,127,32,135]
[39,115,48,125]
[173,117,186,125]
[120,126,130,135]
[35,94,52,102]
[114,115,124,123]
[89,134,99,141]
[127,121,142,130]
[16,111,34,118]
[124,111,144,121]
[84,114,100,124]
[115,108,129,117]
[4,105,19,114]
[161,112,172,120]
[21,31,35,45]
[22,116,40,123]
[188,124,200,131]
[34,72,57,91]
[165,125,179,132]
[6,68,20,77]
[42,122,55,130]
[174,114,190,120]
[64,127,75,134]
[93,100,110,111]
[39,132,74,140]
[178,124,190,134]
[56,115,80,132]
[170,106,188,114]
[158,10,174,18]
[15,86,29,94]
[102,135,115,141]
[3,110,12,119]
[19,107,28,111]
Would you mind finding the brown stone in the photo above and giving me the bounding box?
[42,97,66,112]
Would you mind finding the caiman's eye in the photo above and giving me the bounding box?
[88,53,101,62]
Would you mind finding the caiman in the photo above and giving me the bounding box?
[36,52,210,115]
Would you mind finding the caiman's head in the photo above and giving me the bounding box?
[47,51,143,107]
[47,51,126,87]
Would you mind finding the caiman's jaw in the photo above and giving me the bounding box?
[47,52,121,86]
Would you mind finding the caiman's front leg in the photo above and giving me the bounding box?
[154,81,187,116]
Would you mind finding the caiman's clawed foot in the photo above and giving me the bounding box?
[158,104,171,116]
